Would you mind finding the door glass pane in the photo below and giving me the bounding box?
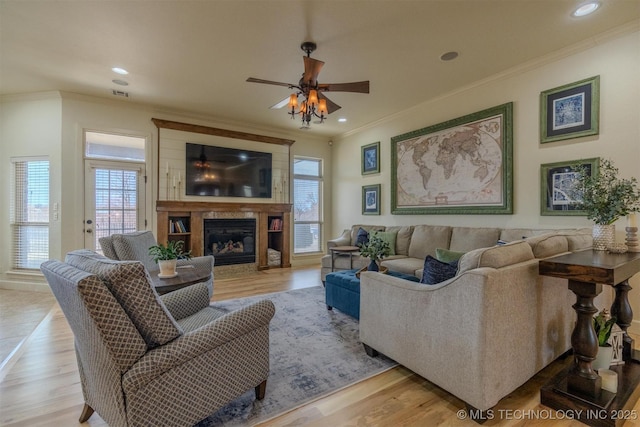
[93,168,138,249]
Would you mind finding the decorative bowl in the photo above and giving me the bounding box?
[607,243,628,254]
[356,265,389,278]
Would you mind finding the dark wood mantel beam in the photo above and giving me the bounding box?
[151,118,295,146]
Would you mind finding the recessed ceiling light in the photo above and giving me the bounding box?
[338,118,347,123]
[440,51,459,61]
[572,1,600,17]
[112,79,129,86]
[111,67,129,75]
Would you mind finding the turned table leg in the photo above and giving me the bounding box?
[610,279,638,362]
[568,280,602,397]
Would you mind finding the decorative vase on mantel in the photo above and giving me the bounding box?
[593,224,615,251]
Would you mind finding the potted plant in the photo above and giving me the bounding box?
[572,158,640,250]
[358,232,391,272]
[148,240,192,277]
[592,309,617,371]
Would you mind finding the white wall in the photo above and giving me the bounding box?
[0,93,62,290]
[331,28,640,330]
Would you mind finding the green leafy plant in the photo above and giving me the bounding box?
[593,309,617,347]
[572,158,640,225]
[358,232,391,261]
[148,240,192,263]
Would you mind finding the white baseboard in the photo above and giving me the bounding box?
[630,319,640,336]
[0,280,52,293]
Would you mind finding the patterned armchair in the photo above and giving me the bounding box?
[99,230,214,296]
[40,250,275,427]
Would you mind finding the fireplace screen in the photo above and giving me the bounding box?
[204,218,256,266]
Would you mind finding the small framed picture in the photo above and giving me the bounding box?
[540,76,600,143]
[540,158,599,216]
[361,141,380,175]
[362,184,381,215]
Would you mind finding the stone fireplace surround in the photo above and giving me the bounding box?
[156,201,291,275]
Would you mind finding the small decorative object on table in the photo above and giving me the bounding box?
[626,213,640,252]
[357,232,391,273]
[607,243,628,254]
[571,158,640,250]
[148,240,192,277]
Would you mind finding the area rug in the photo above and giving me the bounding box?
[195,286,397,426]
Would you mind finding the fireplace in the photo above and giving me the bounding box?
[204,218,256,266]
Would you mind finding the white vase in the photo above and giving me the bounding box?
[592,345,614,371]
[593,224,615,251]
[158,259,177,276]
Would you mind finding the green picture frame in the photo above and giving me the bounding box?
[362,184,381,215]
[540,158,599,216]
[391,102,513,215]
[361,141,380,175]
[540,76,600,143]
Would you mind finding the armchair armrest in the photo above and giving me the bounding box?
[326,229,351,251]
[176,255,214,276]
[122,299,275,393]
[160,282,210,320]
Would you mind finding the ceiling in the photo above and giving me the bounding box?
[1,1,639,138]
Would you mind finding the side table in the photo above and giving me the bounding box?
[329,245,360,272]
[538,249,640,426]
[149,267,212,295]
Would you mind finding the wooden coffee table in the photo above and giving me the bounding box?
[149,267,212,295]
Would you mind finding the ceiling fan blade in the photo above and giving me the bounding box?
[246,77,295,88]
[269,96,291,110]
[303,56,324,86]
[318,81,370,93]
[319,93,341,114]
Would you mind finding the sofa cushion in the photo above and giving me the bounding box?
[386,226,413,256]
[356,227,369,246]
[450,227,501,252]
[525,233,569,258]
[420,255,458,285]
[457,241,535,274]
[381,257,425,276]
[498,228,552,242]
[64,249,183,348]
[376,231,397,256]
[435,248,466,263]
[408,225,452,259]
[350,225,385,246]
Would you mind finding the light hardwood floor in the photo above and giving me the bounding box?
[2,265,640,427]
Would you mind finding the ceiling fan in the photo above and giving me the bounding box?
[246,41,370,128]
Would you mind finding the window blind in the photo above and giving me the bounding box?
[11,158,50,269]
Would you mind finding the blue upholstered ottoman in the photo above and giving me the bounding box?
[325,269,419,319]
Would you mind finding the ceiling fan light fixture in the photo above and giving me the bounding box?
[307,89,319,107]
[318,99,328,115]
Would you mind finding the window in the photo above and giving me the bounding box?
[11,158,50,269]
[293,157,322,254]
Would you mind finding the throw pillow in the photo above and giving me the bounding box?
[420,255,458,285]
[435,247,465,263]
[375,231,397,256]
[356,227,369,246]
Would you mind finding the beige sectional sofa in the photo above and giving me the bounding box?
[322,224,613,416]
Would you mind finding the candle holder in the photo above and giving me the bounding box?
[626,227,640,252]
[173,184,177,201]
[166,172,170,200]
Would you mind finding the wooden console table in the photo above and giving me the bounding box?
[539,250,640,426]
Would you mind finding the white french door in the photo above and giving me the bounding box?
[84,160,146,250]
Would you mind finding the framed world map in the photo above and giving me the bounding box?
[391,103,513,214]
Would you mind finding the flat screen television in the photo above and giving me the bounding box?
[185,143,272,198]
